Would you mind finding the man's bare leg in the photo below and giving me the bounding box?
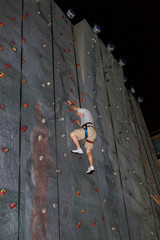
[70,132,81,149]
[86,148,93,166]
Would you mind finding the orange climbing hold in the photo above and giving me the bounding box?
[23,103,29,107]
[81,209,85,213]
[0,72,4,78]
[0,189,6,196]
[77,190,80,196]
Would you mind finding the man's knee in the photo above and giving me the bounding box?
[70,132,74,138]
[86,148,91,155]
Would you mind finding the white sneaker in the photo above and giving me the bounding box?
[86,166,95,174]
[71,148,83,154]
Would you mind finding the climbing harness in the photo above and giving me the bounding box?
[82,122,94,143]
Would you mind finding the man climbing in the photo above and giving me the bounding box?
[67,100,96,174]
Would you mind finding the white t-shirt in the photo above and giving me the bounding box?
[78,108,94,126]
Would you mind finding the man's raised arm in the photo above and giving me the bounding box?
[67,100,78,111]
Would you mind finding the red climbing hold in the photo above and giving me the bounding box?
[68,49,71,53]
[0,22,4,27]
[77,222,82,229]
[92,222,96,227]
[60,32,63,36]
[12,17,16,21]
[22,38,26,43]
[71,120,74,123]
[5,64,11,68]
[10,203,16,209]
[22,126,28,132]
[69,109,72,112]
[1,147,8,153]
[70,89,73,92]
[95,188,99,192]
[74,101,77,104]
[0,105,5,109]
[102,216,105,221]
[26,12,29,17]
[78,157,81,161]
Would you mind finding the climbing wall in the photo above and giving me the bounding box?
[0,1,160,240]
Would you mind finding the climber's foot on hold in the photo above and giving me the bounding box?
[71,148,84,155]
[86,166,95,174]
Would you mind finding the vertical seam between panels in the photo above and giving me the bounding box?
[18,0,24,239]
[50,1,60,239]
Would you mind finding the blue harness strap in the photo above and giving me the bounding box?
[83,127,88,138]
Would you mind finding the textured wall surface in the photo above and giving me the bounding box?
[0,1,160,240]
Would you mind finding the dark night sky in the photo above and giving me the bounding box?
[55,0,160,134]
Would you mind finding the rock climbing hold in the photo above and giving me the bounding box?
[22,79,26,84]
[0,105,5,109]
[92,222,96,227]
[81,209,85,213]
[112,227,116,231]
[0,189,6,196]
[0,72,4,78]
[21,59,25,63]
[12,47,17,52]
[26,12,29,17]
[43,44,46,48]
[42,83,45,88]
[22,126,28,132]
[5,64,11,68]
[41,118,46,123]
[78,157,81,161]
[0,22,4,27]
[0,46,4,51]
[104,198,107,203]
[102,216,105,221]
[56,169,62,174]
[1,147,9,153]
[69,109,72,112]
[53,203,57,208]
[60,117,64,121]
[39,156,44,161]
[71,120,74,123]
[23,103,29,107]
[22,38,26,43]
[66,9,75,19]
[77,222,82,229]
[47,82,51,85]
[61,133,65,138]
[95,188,99,192]
[101,149,104,152]
[42,208,46,213]
[38,135,43,141]
[10,203,16,209]
[64,154,68,157]
[12,17,16,21]
[77,190,80,196]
